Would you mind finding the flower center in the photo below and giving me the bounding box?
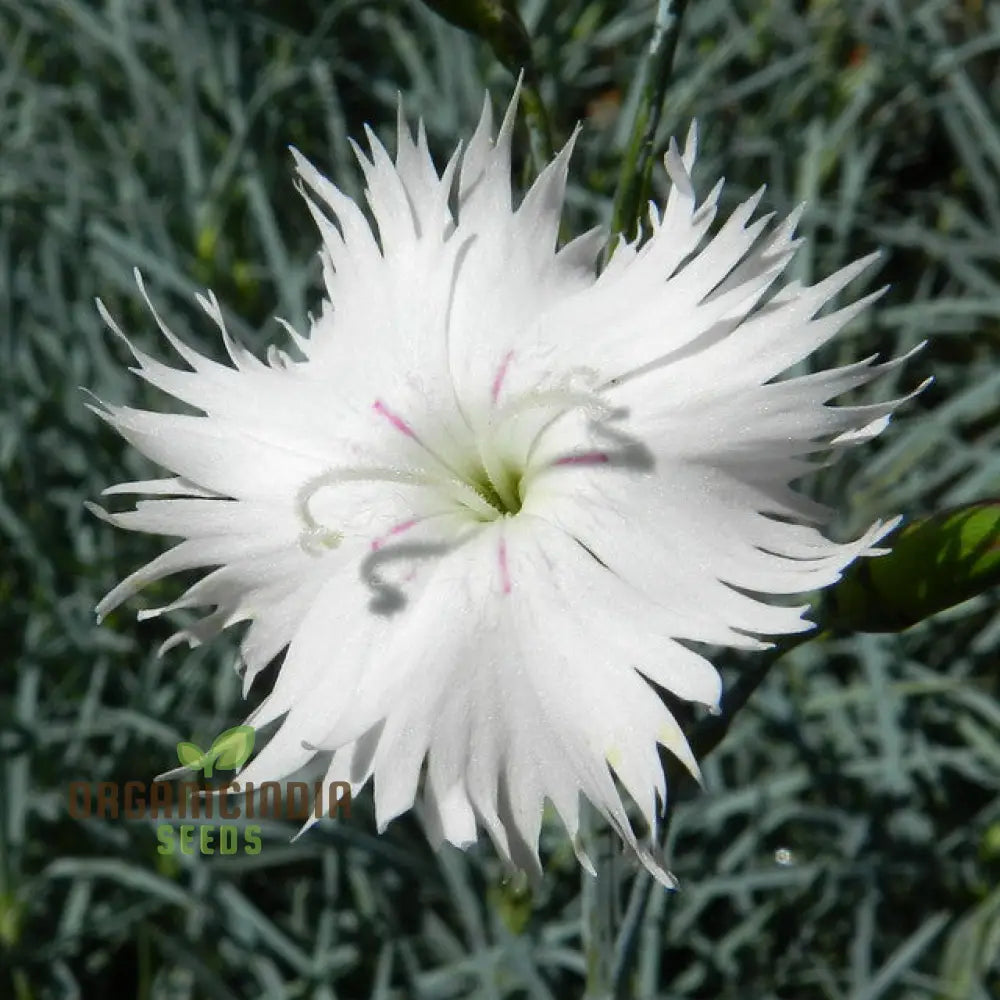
[294,364,621,555]
[466,461,523,519]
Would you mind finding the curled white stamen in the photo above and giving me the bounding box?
[296,466,431,556]
[493,386,613,426]
[295,464,503,554]
[299,525,344,556]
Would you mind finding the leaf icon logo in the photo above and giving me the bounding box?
[174,726,255,778]
[210,726,256,771]
[175,741,208,771]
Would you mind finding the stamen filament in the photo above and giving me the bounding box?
[492,387,613,429]
[296,465,432,554]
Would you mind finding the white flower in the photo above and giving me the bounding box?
[90,87,923,887]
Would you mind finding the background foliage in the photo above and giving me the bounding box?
[1,0,998,997]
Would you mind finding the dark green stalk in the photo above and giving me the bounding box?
[582,808,619,999]
[417,0,553,172]
[604,0,689,266]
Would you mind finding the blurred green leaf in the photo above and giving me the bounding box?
[937,886,1000,1000]
[0,891,25,947]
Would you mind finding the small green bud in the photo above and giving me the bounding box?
[823,501,1000,633]
[488,873,533,935]
[418,1,534,74]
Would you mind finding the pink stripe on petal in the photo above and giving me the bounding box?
[498,538,511,595]
[371,518,418,551]
[372,400,417,438]
[491,351,514,405]
[553,451,610,467]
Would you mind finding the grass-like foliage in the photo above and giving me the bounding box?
[1,0,998,997]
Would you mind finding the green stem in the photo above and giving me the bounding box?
[610,631,818,998]
[604,0,689,266]
[517,72,555,179]
[689,631,819,762]
[582,802,618,999]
